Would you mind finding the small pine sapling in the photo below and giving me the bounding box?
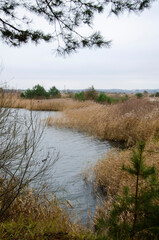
[96,142,159,240]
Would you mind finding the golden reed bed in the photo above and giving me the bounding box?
[3,93,159,146]
[47,97,159,146]
[0,93,94,111]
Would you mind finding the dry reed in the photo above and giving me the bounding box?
[47,98,159,146]
[3,94,159,147]
[0,93,94,111]
[93,139,159,223]
[0,187,93,240]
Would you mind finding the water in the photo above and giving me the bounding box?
[18,110,111,224]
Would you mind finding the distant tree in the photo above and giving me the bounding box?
[74,92,86,101]
[20,92,25,98]
[32,84,48,98]
[120,94,129,102]
[135,93,143,98]
[0,0,156,55]
[97,93,122,104]
[97,93,108,103]
[85,86,98,100]
[49,86,61,98]
[155,92,159,97]
[25,88,34,99]
[24,84,49,99]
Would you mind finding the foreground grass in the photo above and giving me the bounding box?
[0,189,94,240]
[94,142,159,240]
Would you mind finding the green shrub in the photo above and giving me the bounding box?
[120,95,129,102]
[24,89,33,98]
[97,93,107,102]
[74,92,86,101]
[32,84,48,98]
[106,96,119,104]
[97,93,119,104]
[155,92,159,97]
[24,84,48,99]
[135,93,143,98]
[20,92,25,98]
[49,86,61,98]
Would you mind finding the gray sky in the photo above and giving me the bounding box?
[0,1,159,90]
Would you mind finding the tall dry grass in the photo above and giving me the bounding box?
[0,93,94,111]
[0,187,94,240]
[93,139,159,223]
[47,98,159,146]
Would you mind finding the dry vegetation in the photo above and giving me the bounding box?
[0,93,94,111]
[0,94,96,240]
[94,139,159,197]
[93,138,159,224]
[0,187,94,240]
[44,95,159,228]
[47,97,159,146]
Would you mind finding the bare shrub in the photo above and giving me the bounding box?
[0,95,57,221]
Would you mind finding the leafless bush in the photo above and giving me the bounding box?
[0,95,57,221]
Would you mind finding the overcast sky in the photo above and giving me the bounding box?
[0,1,159,90]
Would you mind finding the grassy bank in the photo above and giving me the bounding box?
[47,97,159,146]
[94,139,159,198]
[0,93,94,111]
[3,93,159,147]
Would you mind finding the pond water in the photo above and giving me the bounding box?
[19,110,112,224]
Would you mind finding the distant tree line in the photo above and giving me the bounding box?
[74,86,129,104]
[21,84,61,99]
[21,85,159,103]
[150,92,159,97]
